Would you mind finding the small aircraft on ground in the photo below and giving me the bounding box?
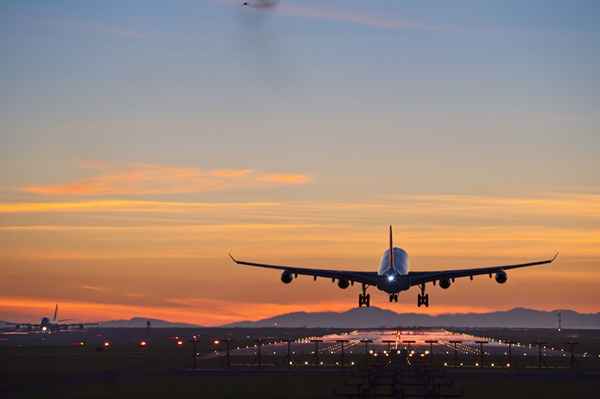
[6,305,98,333]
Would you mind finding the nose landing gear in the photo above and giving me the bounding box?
[417,283,429,307]
[389,294,399,303]
[358,284,371,307]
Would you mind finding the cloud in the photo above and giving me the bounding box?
[276,3,448,32]
[0,200,278,213]
[256,173,312,185]
[21,163,311,196]
[224,0,451,32]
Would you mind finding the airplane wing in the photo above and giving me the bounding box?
[408,253,558,286]
[5,322,41,329]
[229,254,379,285]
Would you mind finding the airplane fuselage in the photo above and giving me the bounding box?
[377,247,410,294]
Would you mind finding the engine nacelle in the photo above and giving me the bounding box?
[439,278,452,289]
[495,270,507,284]
[337,279,350,289]
[281,270,294,284]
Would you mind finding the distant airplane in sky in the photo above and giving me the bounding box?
[230,226,558,307]
[7,304,97,333]
[242,0,279,9]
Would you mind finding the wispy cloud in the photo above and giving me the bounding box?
[225,0,451,32]
[0,200,278,213]
[276,3,450,32]
[21,163,311,196]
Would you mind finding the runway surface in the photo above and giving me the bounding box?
[206,328,571,362]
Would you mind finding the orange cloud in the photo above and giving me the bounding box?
[21,163,311,196]
[0,200,278,213]
[256,173,312,185]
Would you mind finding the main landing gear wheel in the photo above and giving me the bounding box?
[359,294,371,307]
[417,294,429,307]
[417,283,429,307]
[358,284,370,307]
[389,294,398,303]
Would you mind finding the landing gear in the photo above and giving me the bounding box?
[389,294,398,303]
[417,283,429,307]
[358,284,371,307]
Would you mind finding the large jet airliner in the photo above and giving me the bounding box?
[230,226,557,307]
[7,305,97,333]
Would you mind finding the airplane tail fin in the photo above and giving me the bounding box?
[389,225,394,270]
[53,304,58,322]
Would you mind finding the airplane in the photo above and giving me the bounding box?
[242,0,279,8]
[7,304,97,333]
[230,226,558,308]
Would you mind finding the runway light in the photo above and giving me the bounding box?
[42,326,48,332]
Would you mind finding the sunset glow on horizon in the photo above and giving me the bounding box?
[2,0,599,325]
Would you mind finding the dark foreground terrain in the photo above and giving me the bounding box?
[1,327,598,398]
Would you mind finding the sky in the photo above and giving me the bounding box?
[1,0,599,325]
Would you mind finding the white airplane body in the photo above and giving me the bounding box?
[231,226,557,307]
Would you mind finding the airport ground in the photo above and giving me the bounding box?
[1,327,599,398]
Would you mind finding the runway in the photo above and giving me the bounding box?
[206,328,571,362]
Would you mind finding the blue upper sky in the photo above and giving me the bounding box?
[2,0,599,199]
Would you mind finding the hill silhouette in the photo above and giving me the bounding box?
[222,307,600,329]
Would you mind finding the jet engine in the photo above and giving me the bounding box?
[281,270,294,284]
[495,270,507,284]
[439,278,452,289]
[337,279,350,289]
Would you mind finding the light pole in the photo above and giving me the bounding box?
[425,340,438,367]
[475,341,488,368]
[311,339,323,366]
[191,336,199,369]
[360,339,373,367]
[533,342,546,369]
[285,339,293,368]
[449,340,462,367]
[337,339,349,367]
[506,341,515,368]
[567,342,578,368]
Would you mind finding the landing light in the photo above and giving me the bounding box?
[42,326,48,332]
[387,274,395,282]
